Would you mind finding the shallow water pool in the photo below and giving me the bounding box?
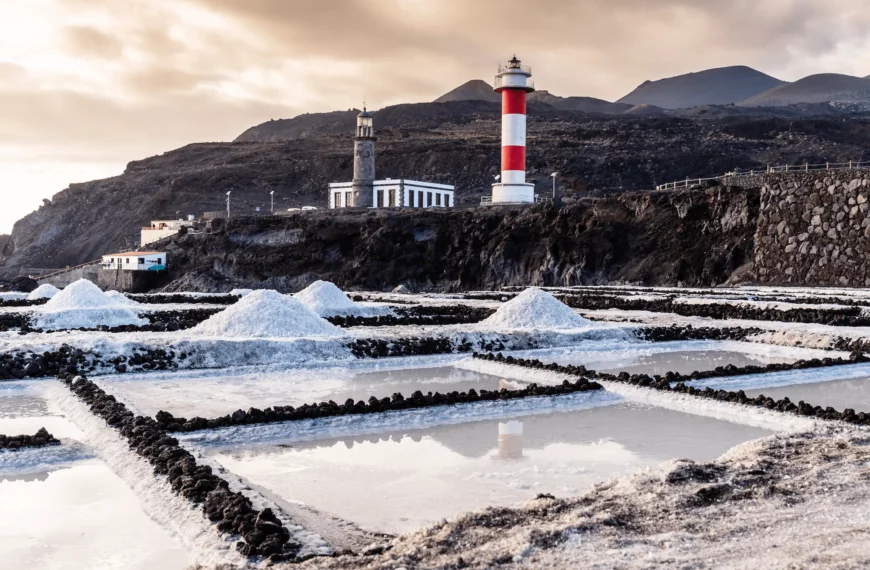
[99,362,509,419]
[207,402,771,534]
[0,459,191,570]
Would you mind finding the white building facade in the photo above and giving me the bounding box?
[101,252,167,271]
[329,179,454,209]
[141,217,195,246]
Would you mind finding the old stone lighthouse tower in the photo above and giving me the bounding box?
[352,107,376,208]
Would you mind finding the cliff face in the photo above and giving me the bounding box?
[2,98,868,277]
[157,187,758,292]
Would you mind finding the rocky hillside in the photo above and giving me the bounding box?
[3,101,870,276]
[618,66,785,109]
[156,186,758,292]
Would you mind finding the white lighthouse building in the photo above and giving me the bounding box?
[490,56,536,204]
[329,107,455,209]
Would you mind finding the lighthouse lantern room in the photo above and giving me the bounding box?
[491,56,536,204]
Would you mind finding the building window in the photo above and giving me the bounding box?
[138,258,144,265]
[417,191,423,207]
[377,190,384,208]
[388,189,396,207]
[125,258,129,264]
[334,192,341,208]
[427,192,433,207]
[436,193,442,206]
[345,192,352,207]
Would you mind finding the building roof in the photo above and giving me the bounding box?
[104,251,165,257]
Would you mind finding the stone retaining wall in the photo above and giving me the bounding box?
[752,170,870,286]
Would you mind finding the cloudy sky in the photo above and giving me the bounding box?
[1,0,869,233]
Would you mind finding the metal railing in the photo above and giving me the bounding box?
[493,76,534,91]
[656,160,870,191]
[497,62,532,75]
[480,194,548,205]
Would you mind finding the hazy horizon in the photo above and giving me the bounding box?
[2,0,869,233]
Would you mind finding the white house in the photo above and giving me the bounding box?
[328,179,455,209]
[141,217,195,246]
[101,252,167,271]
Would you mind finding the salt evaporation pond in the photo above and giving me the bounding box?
[207,403,771,534]
[0,383,84,440]
[510,340,823,376]
[743,376,870,412]
[98,361,510,419]
[0,460,191,570]
[0,383,192,569]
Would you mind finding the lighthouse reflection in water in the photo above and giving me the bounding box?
[497,420,524,460]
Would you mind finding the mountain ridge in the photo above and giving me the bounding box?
[617,65,786,109]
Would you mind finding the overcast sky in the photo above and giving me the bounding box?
[1,0,869,233]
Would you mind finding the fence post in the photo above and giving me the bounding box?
[805,163,808,171]
[850,160,853,169]
[785,164,789,172]
[827,162,829,170]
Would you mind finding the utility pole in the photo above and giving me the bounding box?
[550,172,558,200]
[226,191,231,219]
[270,191,275,214]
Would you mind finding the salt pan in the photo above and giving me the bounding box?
[482,287,590,330]
[191,289,342,338]
[27,283,60,300]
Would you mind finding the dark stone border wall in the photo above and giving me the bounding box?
[58,373,302,562]
[127,294,240,305]
[154,378,604,433]
[474,353,870,425]
[560,294,870,326]
[0,427,60,450]
[0,345,180,380]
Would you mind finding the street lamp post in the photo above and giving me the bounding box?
[226,191,231,219]
[550,172,558,200]
[270,191,274,214]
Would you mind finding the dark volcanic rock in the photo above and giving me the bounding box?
[3,98,870,276]
[155,186,758,291]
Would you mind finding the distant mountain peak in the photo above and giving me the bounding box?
[433,80,500,103]
[618,65,785,110]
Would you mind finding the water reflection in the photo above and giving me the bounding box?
[497,421,523,460]
[212,403,772,534]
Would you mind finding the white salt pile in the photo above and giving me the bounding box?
[34,279,147,330]
[294,280,359,316]
[191,289,342,338]
[294,280,393,317]
[481,287,590,330]
[104,290,140,306]
[27,283,60,300]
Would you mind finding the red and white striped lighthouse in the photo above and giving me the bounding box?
[492,55,535,204]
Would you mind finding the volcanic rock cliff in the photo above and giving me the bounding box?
[155,187,757,292]
[2,100,870,277]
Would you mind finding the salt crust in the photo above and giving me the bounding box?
[482,287,590,330]
[33,279,147,330]
[191,289,342,338]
